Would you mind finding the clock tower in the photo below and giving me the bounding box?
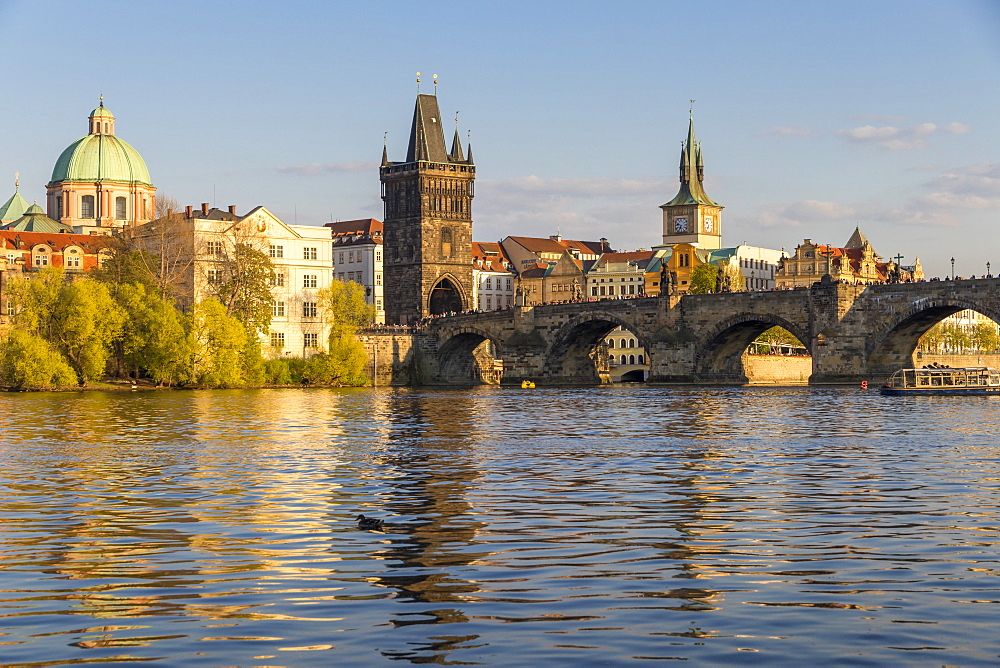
[660,113,723,249]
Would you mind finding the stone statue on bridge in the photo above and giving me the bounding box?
[659,264,677,297]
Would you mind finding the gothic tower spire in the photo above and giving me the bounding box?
[381,89,476,324]
[659,109,723,249]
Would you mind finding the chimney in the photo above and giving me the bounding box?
[550,233,562,242]
[228,205,237,216]
[201,202,209,215]
[185,205,193,217]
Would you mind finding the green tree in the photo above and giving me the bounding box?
[0,330,77,390]
[115,283,193,385]
[189,298,263,387]
[6,270,125,385]
[213,242,275,335]
[688,263,718,294]
[301,280,375,386]
[50,280,126,385]
[317,279,375,337]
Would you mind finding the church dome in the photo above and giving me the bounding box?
[48,103,152,187]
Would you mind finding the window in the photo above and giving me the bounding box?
[375,250,382,262]
[271,301,285,317]
[65,249,81,268]
[507,279,512,290]
[339,252,345,264]
[638,355,644,364]
[33,247,49,266]
[270,332,285,348]
[303,302,317,318]
[375,273,382,285]
[81,195,95,219]
[270,272,285,287]
[348,251,354,263]
[485,278,492,289]
[303,247,317,260]
[608,339,615,348]
[592,286,598,296]
[486,297,492,310]
[304,333,318,348]
[376,298,382,310]
[303,274,317,288]
[269,245,284,258]
[207,268,222,285]
[207,240,223,256]
[115,196,127,219]
[629,355,636,365]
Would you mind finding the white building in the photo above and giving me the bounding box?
[603,326,649,381]
[326,219,384,324]
[130,204,334,358]
[472,242,515,310]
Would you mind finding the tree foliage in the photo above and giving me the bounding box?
[688,263,718,295]
[6,269,125,385]
[0,330,77,390]
[189,298,263,387]
[211,242,275,336]
[318,279,375,337]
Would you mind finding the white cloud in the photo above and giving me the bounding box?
[928,163,1000,197]
[836,121,973,150]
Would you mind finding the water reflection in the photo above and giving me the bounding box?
[0,387,997,665]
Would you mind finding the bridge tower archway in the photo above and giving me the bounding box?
[866,299,1000,378]
[695,313,812,383]
[541,313,649,385]
[435,328,504,385]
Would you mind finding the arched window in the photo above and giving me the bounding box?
[115,197,127,219]
[629,355,636,365]
[608,339,614,348]
[32,246,50,267]
[638,355,644,364]
[81,195,95,218]
[629,339,636,348]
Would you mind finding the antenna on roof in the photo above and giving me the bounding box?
[433,74,438,95]
[416,72,421,94]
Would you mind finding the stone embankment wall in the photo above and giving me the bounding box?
[742,355,812,384]
[359,333,422,386]
[912,353,1000,368]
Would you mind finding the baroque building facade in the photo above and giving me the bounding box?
[327,218,385,323]
[380,93,475,324]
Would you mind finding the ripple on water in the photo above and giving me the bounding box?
[0,386,998,665]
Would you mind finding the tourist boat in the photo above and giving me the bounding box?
[880,366,1000,396]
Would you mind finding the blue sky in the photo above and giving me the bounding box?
[1,0,998,277]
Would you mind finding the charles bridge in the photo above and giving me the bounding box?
[364,278,1000,386]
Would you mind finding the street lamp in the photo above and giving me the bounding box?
[951,257,955,280]
[987,261,991,278]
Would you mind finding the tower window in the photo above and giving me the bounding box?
[441,227,453,258]
[81,195,95,219]
[115,197,127,219]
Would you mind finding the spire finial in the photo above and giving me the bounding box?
[383,131,388,148]
[14,172,19,190]
[100,91,104,106]
[416,72,421,94]
[689,99,696,118]
[433,74,438,95]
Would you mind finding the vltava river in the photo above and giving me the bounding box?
[0,386,997,666]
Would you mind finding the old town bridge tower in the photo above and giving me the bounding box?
[381,92,475,325]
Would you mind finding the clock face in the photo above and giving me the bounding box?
[674,217,688,233]
[704,216,714,232]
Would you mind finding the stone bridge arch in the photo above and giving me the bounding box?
[434,325,505,385]
[865,296,1000,377]
[695,312,812,383]
[541,311,650,384]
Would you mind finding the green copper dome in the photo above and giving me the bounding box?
[49,133,152,186]
[90,104,114,118]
